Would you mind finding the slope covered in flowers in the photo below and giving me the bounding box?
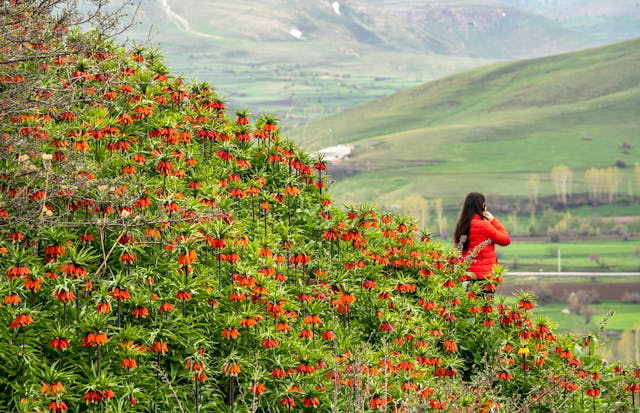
[1,17,639,413]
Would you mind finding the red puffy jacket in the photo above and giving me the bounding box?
[463,214,510,278]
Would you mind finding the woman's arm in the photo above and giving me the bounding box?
[481,217,511,246]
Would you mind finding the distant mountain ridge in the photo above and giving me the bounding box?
[125,0,640,125]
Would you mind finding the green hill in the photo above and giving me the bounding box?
[292,38,640,207]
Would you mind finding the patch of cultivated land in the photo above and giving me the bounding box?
[498,240,640,272]
[533,301,640,331]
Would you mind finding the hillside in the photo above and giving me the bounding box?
[2,2,638,412]
[292,38,640,207]
[124,0,640,126]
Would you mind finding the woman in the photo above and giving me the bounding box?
[454,192,510,279]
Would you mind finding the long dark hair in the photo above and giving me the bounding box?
[454,192,486,251]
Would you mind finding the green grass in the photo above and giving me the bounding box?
[533,301,640,331]
[499,240,640,272]
[292,38,640,206]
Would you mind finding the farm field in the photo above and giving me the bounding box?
[497,297,640,362]
[499,240,640,272]
[532,301,640,332]
[535,301,640,363]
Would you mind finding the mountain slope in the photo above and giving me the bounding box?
[291,38,640,206]
[123,0,640,126]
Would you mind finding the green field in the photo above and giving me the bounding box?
[292,38,640,208]
[533,301,640,331]
[499,240,640,272]
[529,300,640,362]
[495,297,640,362]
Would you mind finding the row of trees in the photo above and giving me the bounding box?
[528,164,640,205]
[384,197,447,238]
[585,167,622,203]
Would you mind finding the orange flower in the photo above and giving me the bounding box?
[82,332,108,347]
[177,250,197,265]
[96,301,111,314]
[50,337,70,350]
[272,322,289,333]
[119,252,137,264]
[24,277,43,291]
[250,382,267,395]
[222,362,240,377]
[7,266,30,279]
[40,381,65,395]
[322,330,336,341]
[82,390,102,404]
[176,291,192,301]
[229,292,246,302]
[299,329,313,340]
[444,340,458,353]
[110,287,131,301]
[283,185,300,196]
[303,314,322,326]
[156,160,173,176]
[150,341,168,354]
[240,318,257,328]
[261,338,278,349]
[159,302,174,313]
[281,397,295,408]
[303,397,320,407]
[379,322,394,332]
[586,388,600,398]
[121,358,137,369]
[9,313,33,329]
[49,400,68,412]
[4,294,21,305]
[222,328,240,340]
[132,306,149,318]
[271,368,286,379]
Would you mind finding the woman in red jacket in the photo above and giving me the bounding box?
[454,192,511,279]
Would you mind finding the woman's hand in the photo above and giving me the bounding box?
[483,210,494,221]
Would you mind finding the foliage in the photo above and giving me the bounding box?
[0,3,639,412]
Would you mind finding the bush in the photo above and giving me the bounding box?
[0,3,637,412]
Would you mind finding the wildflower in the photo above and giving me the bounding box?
[82,332,108,347]
[250,383,267,395]
[222,362,240,376]
[132,306,149,318]
[9,313,33,329]
[150,341,168,354]
[586,388,600,398]
[222,328,240,340]
[121,358,137,369]
[50,337,70,350]
[49,400,68,412]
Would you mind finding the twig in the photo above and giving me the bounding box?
[154,365,186,413]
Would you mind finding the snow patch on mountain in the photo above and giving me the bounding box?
[332,1,341,15]
[289,27,303,39]
[158,0,219,40]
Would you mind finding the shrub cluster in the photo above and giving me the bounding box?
[1,4,638,412]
